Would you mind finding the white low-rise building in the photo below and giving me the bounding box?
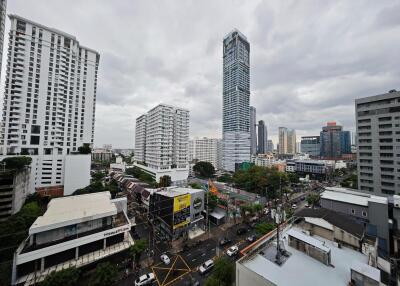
[12,192,134,285]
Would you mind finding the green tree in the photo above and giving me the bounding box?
[217,173,233,183]
[89,262,118,286]
[189,183,202,189]
[287,172,300,184]
[159,175,172,187]
[91,171,106,182]
[41,268,80,286]
[129,239,148,264]
[306,193,321,208]
[1,156,32,170]
[206,193,218,212]
[341,174,358,189]
[193,161,215,178]
[78,143,92,154]
[255,222,276,235]
[205,257,235,286]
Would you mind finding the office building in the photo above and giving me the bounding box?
[188,137,221,169]
[250,106,257,155]
[91,148,113,162]
[301,136,320,157]
[257,120,267,154]
[12,192,133,285]
[320,122,351,159]
[134,104,189,184]
[222,29,250,171]
[149,187,205,240]
[278,127,296,154]
[355,90,400,195]
[0,0,6,79]
[266,139,273,152]
[295,160,332,175]
[0,15,99,195]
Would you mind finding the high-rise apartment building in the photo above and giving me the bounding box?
[257,120,267,154]
[355,90,400,195]
[278,127,296,154]
[0,15,99,195]
[301,136,320,157]
[222,29,250,171]
[250,106,257,155]
[134,104,189,183]
[0,0,6,79]
[320,122,351,159]
[189,137,221,169]
[134,114,146,163]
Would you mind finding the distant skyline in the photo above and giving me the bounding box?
[2,1,400,148]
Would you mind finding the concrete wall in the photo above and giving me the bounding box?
[236,260,276,286]
[320,198,368,220]
[12,168,30,214]
[333,227,360,249]
[64,155,91,196]
[368,201,389,252]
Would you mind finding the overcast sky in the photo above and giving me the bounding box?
[4,0,400,148]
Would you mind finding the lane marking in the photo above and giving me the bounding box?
[161,256,178,286]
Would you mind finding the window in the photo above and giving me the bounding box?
[351,209,355,214]
[362,211,367,217]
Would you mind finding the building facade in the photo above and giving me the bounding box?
[12,192,133,285]
[355,90,400,195]
[0,167,30,221]
[320,122,351,159]
[0,0,6,79]
[188,137,221,169]
[266,139,274,152]
[278,127,296,154]
[300,136,320,157]
[222,29,250,171]
[0,15,99,195]
[250,106,257,155]
[257,120,267,154]
[134,104,189,183]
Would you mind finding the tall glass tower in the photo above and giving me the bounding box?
[222,29,250,171]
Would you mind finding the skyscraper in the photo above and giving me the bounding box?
[278,127,296,154]
[266,139,274,152]
[1,15,99,195]
[320,122,351,159]
[355,90,400,195]
[222,29,250,171]
[250,106,257,155]
[300,136,320,157]
[257,120,267,154]
[134,104,189,183]
[0,0,6,79]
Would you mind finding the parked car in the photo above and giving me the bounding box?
[291,203,297,209]
[135,273,155,286]
[247,234,257,242]
[305,202,310,208]
[219,237,232,246]
[199,259,214,274]
[236,227,248,235]
[226,245,239,257]
[160,254,170,265]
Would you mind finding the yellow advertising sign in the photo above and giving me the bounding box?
[173,194,191,230]
[173,194,191,213]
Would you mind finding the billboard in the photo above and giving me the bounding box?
[173,194,191,230]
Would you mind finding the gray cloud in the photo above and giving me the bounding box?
[5,0,400,147]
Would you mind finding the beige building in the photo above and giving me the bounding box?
[278,127,296,154]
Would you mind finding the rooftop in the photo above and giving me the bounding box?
[322,187,387,206]
[30,192,117,234]
[238,225,369,286]
[157,186,204,198]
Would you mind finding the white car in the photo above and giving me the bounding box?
[160,254,170,265]
[226,245,239,257]
[292,203,297,209]
[135,273,155,286]
[199,259,214,274]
